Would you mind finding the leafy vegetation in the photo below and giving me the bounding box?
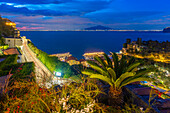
[0,74,156,113]
[0,62,34,79]
[0,53,156,112]
[0,55,18,69]
[0,55,34,80]
[82,52,155,106]
[1,77,105,113]
[28,41,76,78]
[0,45,9,50]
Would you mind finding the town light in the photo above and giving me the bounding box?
[6,22,16,26]
[54,71,62,77]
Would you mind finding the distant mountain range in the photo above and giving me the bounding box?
[84,25,112,30]
[163,27,170,33]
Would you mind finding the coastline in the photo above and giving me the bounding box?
[20,30,163,32]
[20,31,170,59]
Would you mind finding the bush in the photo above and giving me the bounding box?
[1,77,105,113]
[0,54,18,68]
[28,42,76,78]
[0,62,35,80]
[0,45,9,50]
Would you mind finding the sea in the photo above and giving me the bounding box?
[20,31,170,59]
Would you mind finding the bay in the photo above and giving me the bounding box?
[20,31,170,59]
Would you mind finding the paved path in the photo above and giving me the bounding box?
[22,39,55,87]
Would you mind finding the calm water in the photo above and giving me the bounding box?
[20,31,170,59]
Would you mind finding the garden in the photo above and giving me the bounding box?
[0,52,163,113]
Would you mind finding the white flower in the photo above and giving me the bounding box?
[76,110,80,113]
[140,107,144,112]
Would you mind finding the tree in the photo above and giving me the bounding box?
[0,36,5,45]
[123,43,127,48]
[126,38,131,44]
[137,37,142,46]
[82,53,155,106]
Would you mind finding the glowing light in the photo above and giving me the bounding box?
[54,71,62,77]
[6,22,16,26]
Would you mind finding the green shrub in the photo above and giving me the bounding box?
[0,45,9,50]
[1,77,104,113]
[0,54,18,67]
[0,62,35,80]
[28,42,76,78]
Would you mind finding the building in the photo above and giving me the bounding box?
[83,52,104,60]
[2,18,22,48]
[3,18,20,38]
[4,37,23,48]
[66,56,80,65]
[120,48,127,53]
[80,59,88,67]
[50,52,72,62]
[14,28,20,38]
[3,48,22,63]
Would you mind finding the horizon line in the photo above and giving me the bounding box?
[19,29,163,32]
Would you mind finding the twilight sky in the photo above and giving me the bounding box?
[0,0,170,30]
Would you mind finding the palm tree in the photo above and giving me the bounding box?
[82,52,155,106]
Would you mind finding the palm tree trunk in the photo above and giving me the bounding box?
[108,87,124,107]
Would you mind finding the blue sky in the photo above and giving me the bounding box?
[0,0,170,30]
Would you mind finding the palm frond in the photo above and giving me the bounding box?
[111,52,119,75]
[115,72,135,89]
[87,60,108,76]
[126,62,140,72]
[118,55,127,75]
[90,74,113,86]
[107,68,116,82]
[119,77,150,89]
[94,55,107,70]
[103,53,113,68]
[135,67,155,77]
[82,69,99,76]
[127,57,135,67]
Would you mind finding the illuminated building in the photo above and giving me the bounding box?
[5,22,16,28]
[83,52,104,60]
[80,59,88,67]
[14,28,20,38]
[66,56,80,65]
[50,52,72,61]
[2,18,22,47]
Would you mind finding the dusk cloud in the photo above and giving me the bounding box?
[0,0,70,4]
[0,0,170,30]
[0,4,81,16]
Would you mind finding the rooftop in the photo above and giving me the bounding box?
[3,48,21,55]
[50,52,72,57]
[66,56,78,61]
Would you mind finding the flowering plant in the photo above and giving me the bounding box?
[2,77,104,113]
